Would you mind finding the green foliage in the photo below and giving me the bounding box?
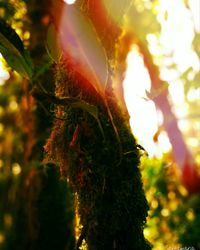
[142,157,200,249]
[0,19,33,79]
[169,195,200,249]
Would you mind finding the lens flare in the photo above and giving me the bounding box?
[63,0,76,5]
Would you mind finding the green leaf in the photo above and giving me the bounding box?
[46,24,62,63]
[0,19,24,54]
[0,20,33,79]
[23,49,34,72]
[33,60,53,81]
[70,100,104,138]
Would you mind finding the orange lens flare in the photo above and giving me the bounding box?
[54,3,109,95]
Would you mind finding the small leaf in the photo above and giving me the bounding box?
[0,20,33,79]
[46,24,62,63]
[145,82,168,100]
[71,100,104,138]
[31,88,105,138]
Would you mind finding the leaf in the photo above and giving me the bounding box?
[23,49,34,73]
[46,24,62,63]
[33,60,53,81]
[57,5,108,96]
[0,19,24,54]
[145,82,168,100]
[57,97,105,138]
[0,20,33,79]
[70,100,104,138]
[31,87,105,138]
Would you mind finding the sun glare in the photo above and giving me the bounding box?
[63,0,76,5]
[123,0,199,157]
[123,49,159,157]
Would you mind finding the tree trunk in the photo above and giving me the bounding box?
[45,1,151,249]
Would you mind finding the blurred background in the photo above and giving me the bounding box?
[0,0,199,249]
[123,0,200,249]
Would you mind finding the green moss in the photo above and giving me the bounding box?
[46,60,151,249]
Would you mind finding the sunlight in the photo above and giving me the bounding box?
[63,0,76,5]
[123,49,159,157]
[0,55,10,86]
[189,0,200,32]
[158,0,199,74]
[123,0,199,158]
[187,88,200,102]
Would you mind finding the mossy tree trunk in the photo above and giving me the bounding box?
[43,2,151,249]
[45,59,150,250]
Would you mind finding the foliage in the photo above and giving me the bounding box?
[142,157,200,249]
[0,19,33,79]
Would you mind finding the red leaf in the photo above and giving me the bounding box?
[54,4,109,96]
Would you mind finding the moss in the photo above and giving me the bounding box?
[44,58,151,249]
[42,1,151,248]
